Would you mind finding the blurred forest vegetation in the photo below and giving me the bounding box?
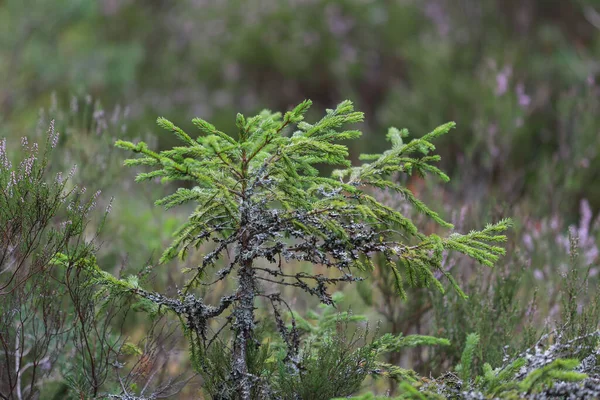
[1,0,600,398]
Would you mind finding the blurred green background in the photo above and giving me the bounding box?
[2,0,600,216]
[1,0,600,396]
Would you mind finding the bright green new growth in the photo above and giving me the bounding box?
[116,100,510,298]
[456,332,480,383]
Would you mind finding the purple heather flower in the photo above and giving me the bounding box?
[495,66,512,96]
[49,120,59,148]
[424,1,450,37]
[89,190,102,211]
[523,233,534,251]
[516,83,531,108]
[587,74,595,87]
[0,138,10,170]
[106,197,114,214]
[325,5,353,37]
[19,154,36,180]
[6,171,17,197]
[68,164,77,179]
[94,109,108,135]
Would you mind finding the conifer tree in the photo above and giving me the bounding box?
[103,100,510,399]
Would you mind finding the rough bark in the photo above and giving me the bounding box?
[231,258,256,400]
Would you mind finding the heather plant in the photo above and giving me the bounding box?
[0,123,192,399]
[0,123,106,398]
[428,261,537,374]
[77,99,512,399]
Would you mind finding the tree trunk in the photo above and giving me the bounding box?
[231,257,256,400]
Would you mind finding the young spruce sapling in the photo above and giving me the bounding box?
[103,100,510,399]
